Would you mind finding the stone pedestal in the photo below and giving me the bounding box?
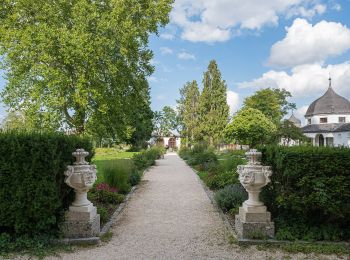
[62,207,100,238]
[235,203,274,239]
[61,149,100,238]
[62,204,100,238]
[235,149,275,239]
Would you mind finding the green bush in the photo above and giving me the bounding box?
[102,159,133,194]
[0,131,93,237]
[214,184,248,212]
[132,146,165,171]
[129,170,142,186]
[178,147,191,160]
[261,145,350,241]
[97,207,109,224]
[89,188,125,204]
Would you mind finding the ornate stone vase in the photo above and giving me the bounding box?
[62,149,100,238]
[235,149,275,239]
[64,149,97,208]
[237,149,272,207]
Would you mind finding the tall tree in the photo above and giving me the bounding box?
[153,106,178,137]
[177,80,200,147]
[225,108,276,148]
[0,0,172,135]
[198,60,229,146]
[243,88,296,125]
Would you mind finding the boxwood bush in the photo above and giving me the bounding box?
[0,131,93,237]
[260,145,350,241]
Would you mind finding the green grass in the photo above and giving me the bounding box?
[93,148,138,161]
[92,148,138,183]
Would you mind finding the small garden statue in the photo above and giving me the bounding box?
[61,149,100,239]
[235,149,275,239]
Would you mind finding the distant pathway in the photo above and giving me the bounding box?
[46,153,339,260]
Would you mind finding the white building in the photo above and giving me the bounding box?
[301,79,350,147]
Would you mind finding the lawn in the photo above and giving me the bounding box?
[92,148,139,183]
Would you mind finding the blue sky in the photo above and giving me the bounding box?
[1,0,350,124]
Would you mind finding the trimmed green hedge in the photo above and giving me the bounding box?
[0,131,93,237]
[260,145,350,241]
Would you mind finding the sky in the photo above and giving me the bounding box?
[1,0,350,125]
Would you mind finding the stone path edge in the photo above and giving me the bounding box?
[179,155,350,248]
[54,166,153,246]
[178,156,238,241]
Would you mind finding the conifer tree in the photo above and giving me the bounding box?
[181,80,200,146]
[198,60,229,146]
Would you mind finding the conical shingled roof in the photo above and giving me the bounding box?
[305,86,350,117]
[288,113,301,127]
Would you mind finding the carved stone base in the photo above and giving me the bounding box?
[61,205,100,238]
[235,205,274,239]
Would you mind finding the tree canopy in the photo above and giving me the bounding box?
[243,88,296,125]
[177,80,200,146]
[198,60,229,145]
[153,106,179,137]
[225,107,276,148]
[0,0,172,141]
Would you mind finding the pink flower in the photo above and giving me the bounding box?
[96,183,118,193]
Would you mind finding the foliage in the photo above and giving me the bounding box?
[0,111,28,131]
[129,171,142,186]
[274,119,308,145]
[225,108,277,148]
[97,207,109,224]
[0,131,93,237]
[214,184,248,212]
[132,146,165,171]
[198,60,230,146]
[0,0,172,136]
[102,159,133,194]
[0,232,72,258]
[261,145,350,241]
[177,80,200,146]
[153,106,179,136]
[243,88,296,125]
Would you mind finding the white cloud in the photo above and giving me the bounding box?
[239,62,350,97]
[294,105,309,124]
[227,90,240,115]
[160,47,174,55]
[269,18,350,67]
[170,0,326,43]
[177,51,196,60]
[156,95,166,100]
[160,33,175,40]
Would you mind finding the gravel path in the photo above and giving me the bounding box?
[44,153,343,260]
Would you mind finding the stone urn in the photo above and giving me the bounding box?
[235,149,275,239]
[61,149,100,239]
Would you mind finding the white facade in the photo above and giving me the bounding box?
[305,114,350,125]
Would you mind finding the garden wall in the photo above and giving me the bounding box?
[260,145,350,241]
[0,131,93,237]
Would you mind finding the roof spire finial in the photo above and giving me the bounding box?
[329,73,332,89]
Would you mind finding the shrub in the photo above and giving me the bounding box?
[129,170,142,186]
[88,187,125,204]
[102,159,133,194]
[187,149,218,170]
[132,146,165,171]
[214,184,248,212]
[205,171,240,190]
[261,145,350,241]
[97,207,109,224]
[0,131,93,237]
[178,147,191,160]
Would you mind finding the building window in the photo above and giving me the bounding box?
[308,119,311,125]
[320,117,328,123]
[339,117,346,123]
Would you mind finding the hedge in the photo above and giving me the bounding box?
[260,145,350,241]
[0,131,93,237]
